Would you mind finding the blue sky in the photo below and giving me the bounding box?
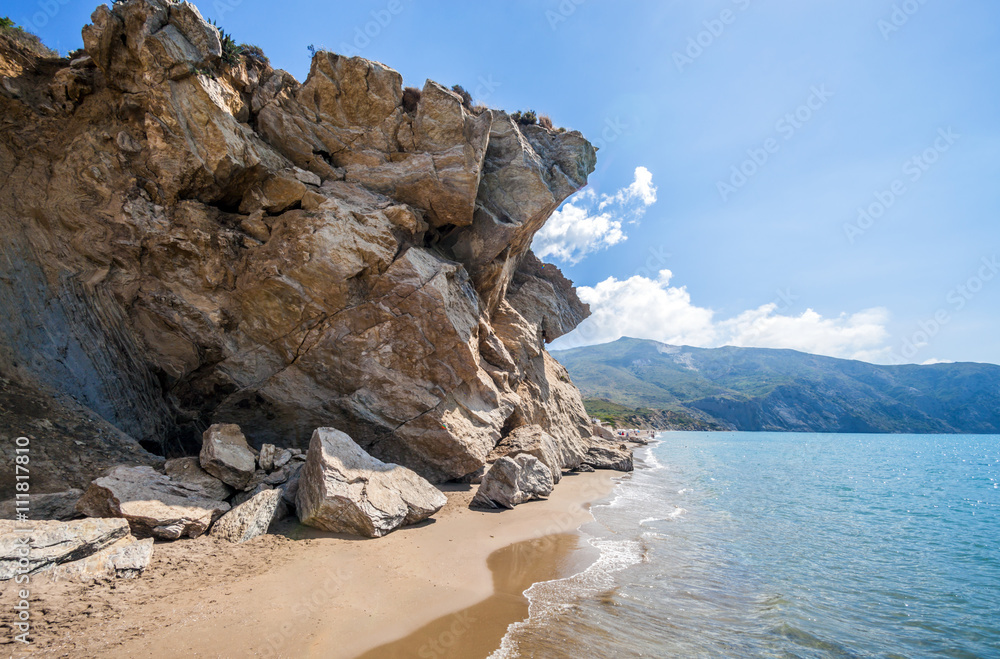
[8,0,999,365]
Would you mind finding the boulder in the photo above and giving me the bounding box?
[199,424,256,489]
[258,443,277,471]
[489,424,564,483]
[583,444,634,472]
[0,489,83,521]
[0,518,130,579]
[75,466,230,539]
[211,489,284,544]
[591,423,616,441]
[279,462,304,507]
[45,536,154,582]
[295,428,447,538]
[164,457,232,500]
[471,454,554,509]
[574,463,595,473]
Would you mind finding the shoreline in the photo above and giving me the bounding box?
[12,468,624,658]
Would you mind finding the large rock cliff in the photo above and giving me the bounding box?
[0,0,597,484]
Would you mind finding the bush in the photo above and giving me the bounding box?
[450,84,472,108]
[402,86,421,113]
[240,43,268,66]
[538,114,553,130]
[0,17,15,30]
[511,110,537,126]
[209,19,242,66]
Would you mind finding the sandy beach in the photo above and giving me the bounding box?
[3,469,621,658]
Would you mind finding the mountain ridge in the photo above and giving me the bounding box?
[553,337,1000,433]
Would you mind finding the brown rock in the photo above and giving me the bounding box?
[199,424,256,489]
[164,457,232,501]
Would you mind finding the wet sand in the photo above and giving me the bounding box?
[7,469,619,658]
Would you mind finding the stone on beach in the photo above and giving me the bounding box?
[164,457,233,500]
[488,424,565,483]
[211,489,284,544]
[583,443,634,472]
[46,536,154,582]
[199,424,257,489]
[75,465,230,539]
[295,428,447,538]
[471,453,554,509]
[0,518,131,579]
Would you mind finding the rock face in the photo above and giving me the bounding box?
[76,465,230,538]
[199,424,256,489]
[295,428,447,537]
[46,536,154,582]
[583,443,634,472]
[0,0,598,485]
[471,454,554,509]
[211,488,283,543]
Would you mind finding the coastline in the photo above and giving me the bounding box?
[15,468,623,658]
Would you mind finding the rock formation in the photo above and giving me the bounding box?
[471,454,554,509]
[0,518,152,582]
[211,488,284,543]
[295,428,447,538]
[76,465,230,538]
[199,424,256,489]
[0,0,600,487]
[583,443,634,472]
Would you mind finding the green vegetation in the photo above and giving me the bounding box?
[555,337,1000,433]
[0,17,15,30]
[0,16,58,58]
[209,19,242,66]
[239,43,268,66]
[584,399,723,431]
[510,110,537,126]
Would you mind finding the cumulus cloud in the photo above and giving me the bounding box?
[552,270,894,362]
[532,166,657,264]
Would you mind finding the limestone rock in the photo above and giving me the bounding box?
[488,425,564,483]
[591,423,616,441]
[0,489,83,521]
[0,518,131,579]
[583,443,634,472]
[211,488,283,543]
[574,463,595,473]
[164,457,232,500]
[45,536,154,582]
[199,424,256,489]
[471,454,554,509]
[258,443,277,471]
[295,428,446,537]
[75,466,230,539]
[0,1,599,490]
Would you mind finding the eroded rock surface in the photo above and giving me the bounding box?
[0,0,598,485]
[583,443,634,472]
[75,466,230,538]
[295,428,446,537]
[0,518,130,579]
[471,453,554,509]
[211,488,283,543]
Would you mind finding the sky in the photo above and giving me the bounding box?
[7,0,999,365]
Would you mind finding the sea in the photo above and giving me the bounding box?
[492,432,1000,658]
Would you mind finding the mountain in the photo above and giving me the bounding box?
[553,337,1000,433]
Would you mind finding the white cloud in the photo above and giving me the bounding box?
[921,358,955,365]
[533,166,657,264]
[552,270,894,362]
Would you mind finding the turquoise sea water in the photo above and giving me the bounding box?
[494,432,1000,658]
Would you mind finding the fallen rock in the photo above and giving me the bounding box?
[199,424,256,489]
[258,443,277,472]
[0,518,130,579]
[164,457,232,500]
[591,423,616,441]
[273,449,293,469]
[211,489,283,544]
[489,424,564,483]
[75,466,230,539]
[574,463,595,473]
[279,462,304,507]
[0,489,83,521]
[471,454,554,509]
[45,536,154,582]
[295,428,447,537]
[583,443,634,472]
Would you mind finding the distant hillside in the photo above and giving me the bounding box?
[553,338,1000,433]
